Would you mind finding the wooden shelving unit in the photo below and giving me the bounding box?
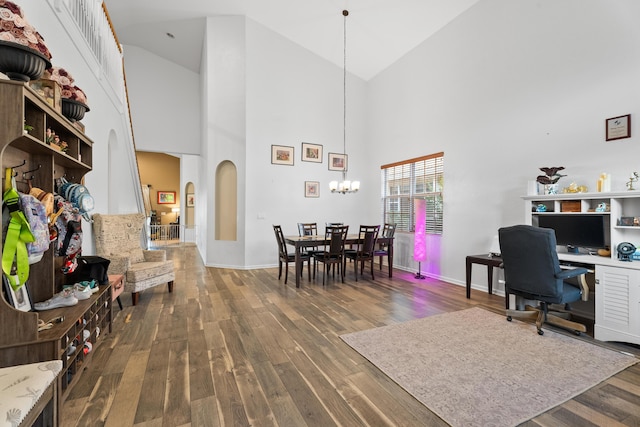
[0,79,111,414]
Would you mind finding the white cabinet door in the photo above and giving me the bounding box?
[594,265,640,345]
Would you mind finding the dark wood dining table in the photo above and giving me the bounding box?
[284,234,395,288]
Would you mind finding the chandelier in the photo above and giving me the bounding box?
[330,10,360,194]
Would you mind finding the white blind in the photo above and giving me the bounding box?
[381,152,444,234]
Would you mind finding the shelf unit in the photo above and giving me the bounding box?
[523,191,640,345]
[523,191,640,257]
[0,79,111,411]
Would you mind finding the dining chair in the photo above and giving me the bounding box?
[298,222,322,277]
[345,225,380,281]
[373,223,396,277]
[313,225,349,285]
[273,225,311,285]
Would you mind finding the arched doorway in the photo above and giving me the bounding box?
[215,161,237,241]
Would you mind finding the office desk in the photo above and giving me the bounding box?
[466,254,506,308]
[284,234,394,288]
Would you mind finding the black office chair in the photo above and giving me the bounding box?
[498,225,589,336]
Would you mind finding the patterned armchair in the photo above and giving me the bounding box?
[92,213,175,305]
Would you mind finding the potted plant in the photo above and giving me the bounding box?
[0,1,52,81]
[536,167,566,195]
[44,67,90,121]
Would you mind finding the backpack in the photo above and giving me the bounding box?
[53,195,82,263]
[57,177,94,222]
[19,193,50,264]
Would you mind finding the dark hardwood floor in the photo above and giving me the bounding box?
[62,244,640,426]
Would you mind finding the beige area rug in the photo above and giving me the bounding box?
[340,307,638,427]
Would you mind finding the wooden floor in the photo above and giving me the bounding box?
[62,245,640,426]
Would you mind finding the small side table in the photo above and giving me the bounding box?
[109,274,124,311]
[465,254,507,308]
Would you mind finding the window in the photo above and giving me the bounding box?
[381,152,443,234]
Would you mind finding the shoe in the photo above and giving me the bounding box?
[34,288,78,311]
[63,283,92,300]
[78,279,99,294]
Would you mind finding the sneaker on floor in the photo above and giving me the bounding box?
[34,288,78,311]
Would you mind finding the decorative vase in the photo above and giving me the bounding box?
[0,40,51,82]
[544,184,559,195]
[61,98,90,122]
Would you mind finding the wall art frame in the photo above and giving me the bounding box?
[157,191,176,204]
[328,153,347,171]
[606,114,631,141]
[186,193,195,207]
[301,143,323,163]
[271,145,294,166]
[305,181,320,198]
[2,276,32,312]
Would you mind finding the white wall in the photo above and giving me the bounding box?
[245,17,371,268]
[123,45,201,156]
[368,0,640,291]
[27,0,640,288]
[20,0,142,254]
[203,16,247,268]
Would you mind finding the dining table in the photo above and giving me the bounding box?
[284,234,395,288]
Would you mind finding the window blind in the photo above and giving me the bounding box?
[381,152,444,234]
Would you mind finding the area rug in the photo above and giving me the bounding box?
[340,307,638,427]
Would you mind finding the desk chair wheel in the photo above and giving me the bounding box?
[507,315,512,322]
[537,328,544,336]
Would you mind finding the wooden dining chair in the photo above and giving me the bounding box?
[313,225,349,285]
[298,222,321,277]
[373,223,396,277]
[273,225,311,285]
[345,225,380,281]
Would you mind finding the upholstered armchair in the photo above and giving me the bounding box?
[92,213,175,305]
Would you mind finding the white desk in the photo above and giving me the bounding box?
[555,252,640,345]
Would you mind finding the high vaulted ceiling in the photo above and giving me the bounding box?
[104,0,480,81]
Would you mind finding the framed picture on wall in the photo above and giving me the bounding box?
[2,276,32,312]
[328,153,347,171]
[157,191,176,204]
[187,193,195,207]
[301,143,323,163]
[606,114,631,141]
[305,181,320,198]
[271,145,294,166]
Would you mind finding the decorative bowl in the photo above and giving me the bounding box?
[0,40,51,82]
[61,98,90,122]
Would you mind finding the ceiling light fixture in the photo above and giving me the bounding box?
[330,10,360,194]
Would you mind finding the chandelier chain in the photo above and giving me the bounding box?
[343,9,348,177]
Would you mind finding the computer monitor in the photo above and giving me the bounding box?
[536,214,606,253]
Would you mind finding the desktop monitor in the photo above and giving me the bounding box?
[537,214,606,253]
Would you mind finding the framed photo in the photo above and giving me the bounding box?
[271,145,294,166]
[606,114,631,141]
[157,191,176,204]
[2,276,32,312]
[186,193,195,207]
[301,143,323,163]
[328,153,347,171]
[305,181,320,198]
